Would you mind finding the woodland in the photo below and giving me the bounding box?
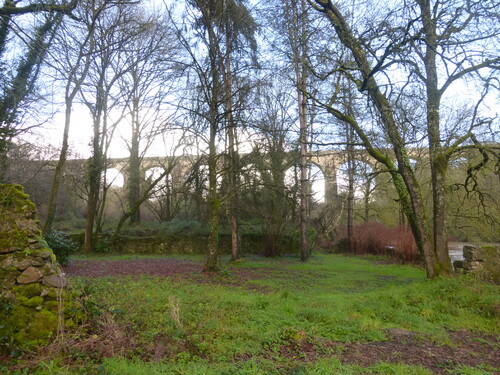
[0,0,499,372]
[1,0,499,275]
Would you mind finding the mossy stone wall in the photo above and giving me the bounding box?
[0,184,80,353]
[109,232,298,256]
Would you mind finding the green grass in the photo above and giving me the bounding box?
[100,357,436,375]
[5,253,499,374]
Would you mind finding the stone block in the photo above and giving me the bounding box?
[0,246,17,254]
[1,267,19,289]
[17,266,43,284]
[42,274,68,288]
[15,219,41,235]
[0,254,14,268]
[464,260,483,272]
[463,245,483,261]
[32,249,53,259]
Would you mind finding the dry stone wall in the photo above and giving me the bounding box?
[0,184,80,353]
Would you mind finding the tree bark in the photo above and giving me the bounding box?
[128,93,141,224]
[346,125,355,251]
[287,0,310,261]
[203,7,222,272]
[205,120,221,272]
[417,0,452,274]
[43,99,72,233]
[224,29,240,261]
[83,80,105,253]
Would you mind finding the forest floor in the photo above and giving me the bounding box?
[3,254,499,374]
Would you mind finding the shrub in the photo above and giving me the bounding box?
[335,222,420,263]
[44,230,79,266]
[390,225,419,263]
[94,236,112,253]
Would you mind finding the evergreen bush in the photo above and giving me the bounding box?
[44,230,79,266]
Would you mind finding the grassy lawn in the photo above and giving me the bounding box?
[4,253,499,374]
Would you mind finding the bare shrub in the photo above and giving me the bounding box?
[335,222,420,263]
[391,225,419,263]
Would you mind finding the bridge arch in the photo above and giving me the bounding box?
[309,162,325,203]
[103,168,124,188]
[336,160,376,199]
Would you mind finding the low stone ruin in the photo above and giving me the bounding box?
[0,184,80,353]
[458,244,500,283]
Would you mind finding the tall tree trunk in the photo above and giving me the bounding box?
[204,16,222,272]
[363,186,369,223]
[43,99,72,233]
[205,121,221,272]
[164,177,172,221]
[287,0,310,261]
[128,95,141,224]
[298,89,309,261]
[344,83,356,250]
[346,125,355,251]
[83,150,102,252]
[224,30,240,261]
[418,0,452,274]
[83,84,105,253]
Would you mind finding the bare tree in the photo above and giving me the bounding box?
[172,0,257,270]
[43,0,115,233]
[278,0,312,261]
[116,10,179,225]
[215,0,258,260]
[80,3,142,252]
[172,0,227,271]
[307,0,500,277]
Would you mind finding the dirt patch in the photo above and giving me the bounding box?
[63,257,203,278]
[338,329,499,374]
[63,258,290,293]
[261,329,499,373]
[63,258,277,293]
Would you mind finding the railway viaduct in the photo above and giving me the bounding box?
[65,148,426,204]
